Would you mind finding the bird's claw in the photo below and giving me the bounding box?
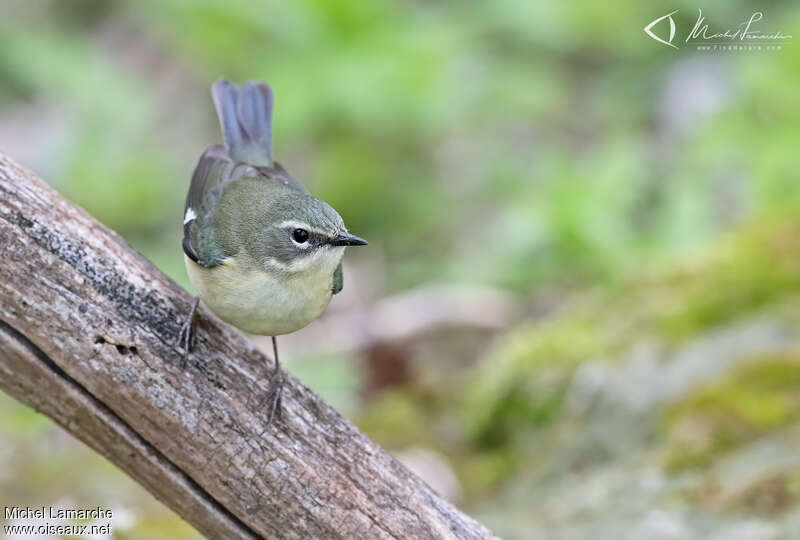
[261,371,284,426]
[177,297,199,368]
[177,320,193,368]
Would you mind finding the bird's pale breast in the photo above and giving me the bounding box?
[184,254,338,336]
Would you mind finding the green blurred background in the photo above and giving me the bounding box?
[1,1,799,538]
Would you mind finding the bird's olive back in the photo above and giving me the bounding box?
[215,176,345,267]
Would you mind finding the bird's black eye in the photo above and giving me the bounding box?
[292,228,309,243]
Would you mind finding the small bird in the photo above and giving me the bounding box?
[178,79,367,423]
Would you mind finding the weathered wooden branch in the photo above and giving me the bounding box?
[0,153,497,540]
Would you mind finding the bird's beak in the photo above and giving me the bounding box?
[330,231,368,246]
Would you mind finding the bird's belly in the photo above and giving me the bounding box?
[184,255,333,336]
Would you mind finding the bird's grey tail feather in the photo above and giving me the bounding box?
[212,78,274,167]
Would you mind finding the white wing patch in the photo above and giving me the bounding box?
[183,207,197,225]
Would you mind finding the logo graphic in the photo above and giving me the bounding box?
[645,9,791,52]
[644,10,679,49]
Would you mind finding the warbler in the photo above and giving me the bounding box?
[178,79,367,423]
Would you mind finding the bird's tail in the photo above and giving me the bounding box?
[211,78,274,167]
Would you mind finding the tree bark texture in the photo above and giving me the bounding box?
[0,153,497,540]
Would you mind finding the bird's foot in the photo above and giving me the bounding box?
[260,370,284,426]
[177,297,199,368]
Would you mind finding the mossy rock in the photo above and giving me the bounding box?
[728,472,800,517]
[663,350,800,471]
[468,220,800,448]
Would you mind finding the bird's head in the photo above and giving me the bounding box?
[216,178,367,275]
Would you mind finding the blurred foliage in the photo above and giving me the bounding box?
[2,0,799,292]
[2,0,800,537]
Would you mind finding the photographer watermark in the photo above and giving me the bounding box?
[3,505,113,536]
[644,9,792,51]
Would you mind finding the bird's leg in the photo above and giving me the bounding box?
[177,297,200,368]
[262,335,284,425]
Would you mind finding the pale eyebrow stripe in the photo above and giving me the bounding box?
[275,220,330,236]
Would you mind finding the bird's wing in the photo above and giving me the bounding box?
[254,161,307,193]
[182,145,253,267]
[182,145,306,268]
[332,262,343,295]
